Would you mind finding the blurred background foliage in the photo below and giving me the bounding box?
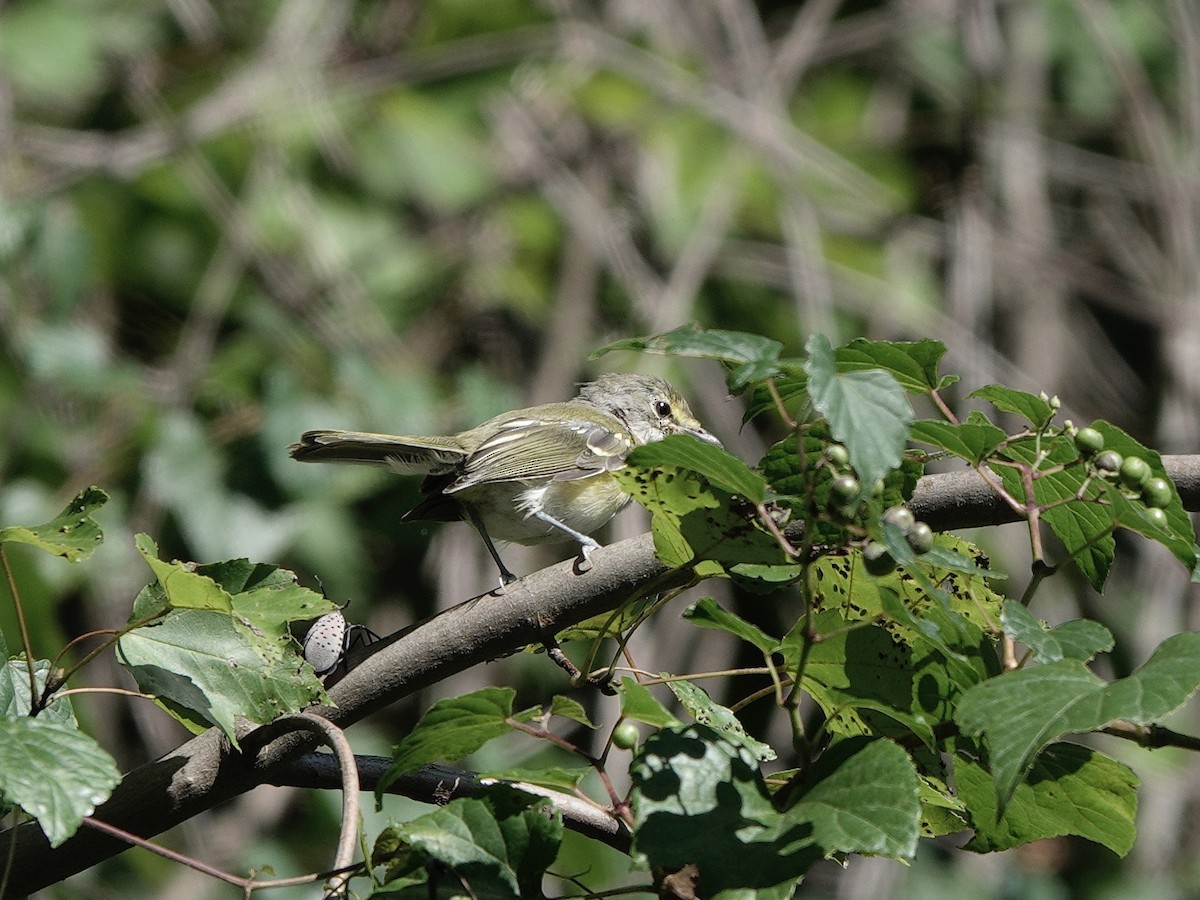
[2,0,1199,896]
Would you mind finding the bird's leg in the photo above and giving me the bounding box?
[529,509,602,573]
[465,506,519,588]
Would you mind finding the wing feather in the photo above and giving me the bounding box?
[289,430,467,475]
[447,419,630,491]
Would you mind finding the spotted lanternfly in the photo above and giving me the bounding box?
[302,610,377,677]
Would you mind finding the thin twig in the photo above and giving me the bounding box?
[0,548,39,714]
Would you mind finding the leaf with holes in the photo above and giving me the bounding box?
[0,486,107,562]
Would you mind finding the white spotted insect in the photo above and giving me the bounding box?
[302,610,377,677]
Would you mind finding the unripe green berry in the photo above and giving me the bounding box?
[862,541,896,576]
[612,721,640,750]
[881,505,916,533]
[825,444,850,469]
[1094,450,1123,475]
[1142,477,1172,509]
[906,522,935,555]
[1144,507,1169,530]
[1074,427,1104,456]
[830,475,860,501]
[1119,456,1152,489]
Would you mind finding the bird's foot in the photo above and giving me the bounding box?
[574,536,602,574]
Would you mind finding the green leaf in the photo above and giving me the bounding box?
[627,435,768,503]
[909,419,1006,464]
[548,695,595,728]
[1000,601,1114,664]
[955,741,1137,855]
[593,325,787,390]
[918,774,969,838]
[682,597,779,656]
[378,688,522,797]
[480,766,591,793]
[784,737,921,859]
[373,788,562,897]
[0,486,107,562]
[615,463,786,571]
[200,558,337,638]
[116,609,326,746]
[667,680,775,762]
[836,338,951,394]
[804,334,914,490]
[1087,421,1200,574]
[1050,620,1117,663]
[631,728,918,894]
[616,677,682,729]
[955,632,1200,811]
[994,422,1199,590]
[133,534,234,614]
[0,658,75,725]
[593,325,783,366]
[789,605,989,752]
[786,540,1002,748]
[970,385,1055,428]
[0,717,120,846]
[630,724,812,894]
[992,434,1116,590]
[758,427,923,547]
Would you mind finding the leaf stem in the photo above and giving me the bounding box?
[0,547,39,714]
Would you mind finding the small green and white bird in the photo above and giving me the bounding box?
[290,373,720,583]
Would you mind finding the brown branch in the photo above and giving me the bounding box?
[268,755,632,854]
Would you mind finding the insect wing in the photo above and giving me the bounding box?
[303,611,349,676]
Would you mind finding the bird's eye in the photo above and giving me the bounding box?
[654,400,672,418]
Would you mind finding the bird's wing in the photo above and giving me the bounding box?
[447,416,630,491]
[289,430,467,475]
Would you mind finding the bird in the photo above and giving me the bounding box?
[289,373,721,585]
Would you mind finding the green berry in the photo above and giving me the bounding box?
[1119,456,1152,489]
[1144,507,1169,530]
[1142,477,1172,509]
[825,444,850,468]
[1094,450,1123,475]
[881,506,915,533]
[612,721,640,750]
[830,475,860,501]
[870,478,886,498]
[862,542,896,576]
[906,522,935,555]
[1074,427,1105,456]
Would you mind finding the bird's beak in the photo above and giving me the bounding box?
[687,426,723,449]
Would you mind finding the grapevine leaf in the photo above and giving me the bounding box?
[682,597,780,656]
[955,632,1200,812]
[616,677,682,729]
[954,741,1137,855]
[0,717,120,847]
[0,486,107,562]
[371,788,561,896]
[835,338,952,394]
[667,680,775,762]
[377,687,530,798]
[805,334,913,491]
[1000,601,1113,664]
[909,419,1006,464]
[970,385,1055,428]
[628,435,768,503]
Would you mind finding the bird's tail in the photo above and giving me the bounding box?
[289,430,467,476]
